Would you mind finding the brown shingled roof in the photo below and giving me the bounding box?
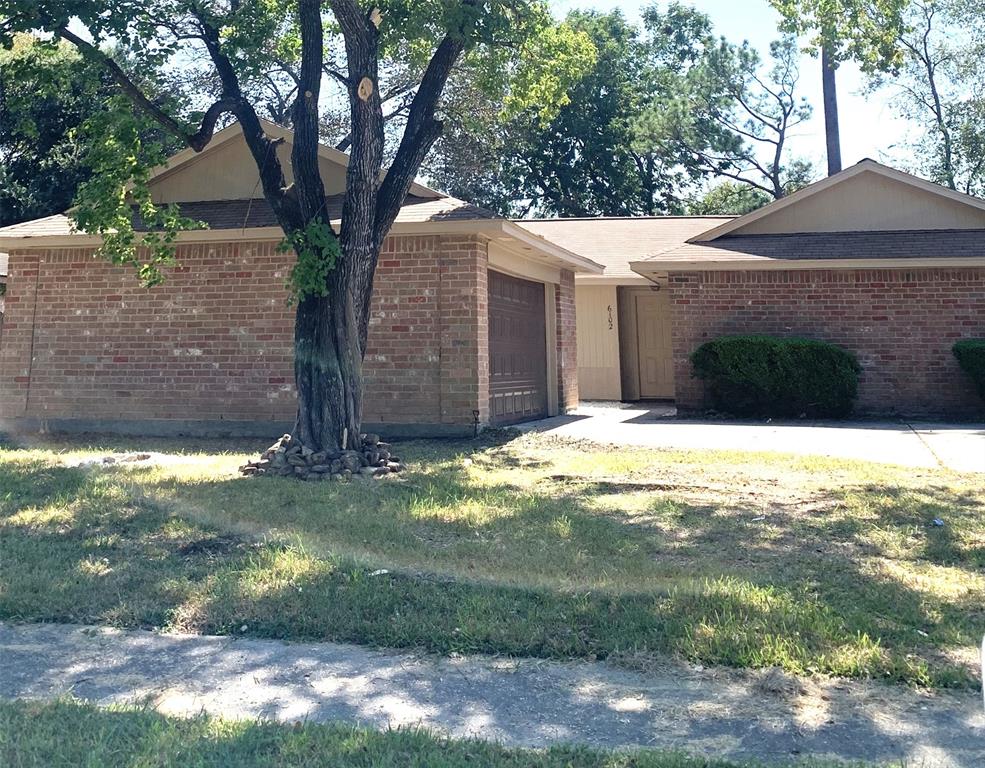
[644,228,985,264]
[0,213,76,239]
[0,194,496,240]
[516,217,734,279]
[135,195,497,231]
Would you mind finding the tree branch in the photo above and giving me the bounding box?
[291,0,328,219]
[324,66,350,86]
[374,33,465,243]
[189,7,298,222]
[335,95,412,152]
[57,26,233,152]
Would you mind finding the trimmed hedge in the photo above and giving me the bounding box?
[953,339,985,400]
[691,335,861,418]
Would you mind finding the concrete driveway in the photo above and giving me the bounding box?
[522,403,985,473]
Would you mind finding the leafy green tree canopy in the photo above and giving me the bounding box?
[687,182,772,215]
[769,0,911,68]
[0,35,130,227]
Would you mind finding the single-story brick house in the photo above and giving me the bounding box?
[523,160,985,417]
[0,122,603,437]
[0,123,983,436]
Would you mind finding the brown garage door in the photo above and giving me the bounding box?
[488,271,548,425]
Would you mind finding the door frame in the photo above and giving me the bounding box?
[543,282,559,417]
[617,284,676,401]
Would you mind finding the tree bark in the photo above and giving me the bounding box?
[292,291,362,452]
[287,0,367,453]
[821,43,843,176]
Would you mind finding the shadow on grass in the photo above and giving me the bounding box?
[0,452,981,689]
[0,432,21,450]
[835,483,985,568]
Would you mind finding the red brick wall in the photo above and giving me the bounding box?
[366,234,489,429]
[0,235,492,432]
[669,267,985,416]
[441,237,489,426]
[555,269,579,412]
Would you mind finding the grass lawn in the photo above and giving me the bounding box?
[0,432,982,688]
[0,699,850,768]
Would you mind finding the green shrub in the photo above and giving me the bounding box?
[691,335,861,418]
[953,339,985,400]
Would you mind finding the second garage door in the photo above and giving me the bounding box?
[488,270,548,425]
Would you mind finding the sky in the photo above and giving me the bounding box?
[549,0,913,173]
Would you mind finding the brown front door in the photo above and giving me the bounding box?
[635,292,675,399]
[488,271,548,425]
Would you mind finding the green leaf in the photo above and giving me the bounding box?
[72,100,202,288]
[768,0,910,70]
[281,218,341,302]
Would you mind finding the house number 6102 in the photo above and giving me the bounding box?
[607,305,613,330]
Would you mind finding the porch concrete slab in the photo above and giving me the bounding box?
[522,403,985,473]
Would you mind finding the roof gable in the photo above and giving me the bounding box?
[694,161,985,241]
[145,120,440,205]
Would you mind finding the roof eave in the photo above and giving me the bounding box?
[497,221,604,274]
[0,219,605,276]
[574,274,653,285]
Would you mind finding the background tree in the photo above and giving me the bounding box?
[0,1,592,454]
[0,35,181,227]
[0,36,97,226]
[638,35,816,202]
[687,182,772,215]
[427,4,722,217]
[874,0,985,195]
[770,0,910,175]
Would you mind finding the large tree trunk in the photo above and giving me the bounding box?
[292,286,364,453]
[821,42,843,176]
[283,8,461,458]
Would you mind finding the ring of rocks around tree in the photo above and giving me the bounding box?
[239,433,405,481]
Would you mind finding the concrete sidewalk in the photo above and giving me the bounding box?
[522,404,985,473]
[2,622,983,766]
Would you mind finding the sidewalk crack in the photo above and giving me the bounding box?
[906,422,946,470]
